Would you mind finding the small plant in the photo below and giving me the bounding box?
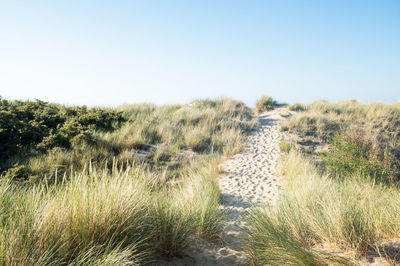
[256,96,278,113]
[279,141,293,153]
[289,103,308,112]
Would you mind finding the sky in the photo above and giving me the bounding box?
[0,0,399,107]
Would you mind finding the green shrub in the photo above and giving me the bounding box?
[323,135,388,184]
[256,96,278,113]
[289,103,308,112]
[0,99,124,175]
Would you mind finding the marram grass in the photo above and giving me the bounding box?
[0,158,224,265]
[244,151,400,265]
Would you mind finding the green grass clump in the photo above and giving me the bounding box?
[150,157,224,256]
[244,209,347,265]
[256,96,278,113]
[278,141,293,153]
[244,151,400,265]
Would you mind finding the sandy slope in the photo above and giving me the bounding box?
[157,108,287,266]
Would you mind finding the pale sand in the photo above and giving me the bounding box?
[156,108,288,266]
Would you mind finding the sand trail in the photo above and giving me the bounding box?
[215,108,285,265]
[159,108,286,265]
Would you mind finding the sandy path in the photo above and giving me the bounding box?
[158,108,286,266]
[215,108,285,265]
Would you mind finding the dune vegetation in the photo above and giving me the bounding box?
[244,99,400,265]
[0,97,257,183]
[282,100,400,183]
[0,97,257,265]
[2,95,400,265]
[255,96,279,113]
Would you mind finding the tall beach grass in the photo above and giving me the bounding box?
[281,100,400,184]
[1,157,224,265]
[244,151,400,265]
[0,98,257,265]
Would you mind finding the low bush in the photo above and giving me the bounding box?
[0,99,124,176]
[289,102,308,112]
[256,96,278,113]
[323,134,389,183]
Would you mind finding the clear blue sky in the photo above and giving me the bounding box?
[1,0,399,107]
